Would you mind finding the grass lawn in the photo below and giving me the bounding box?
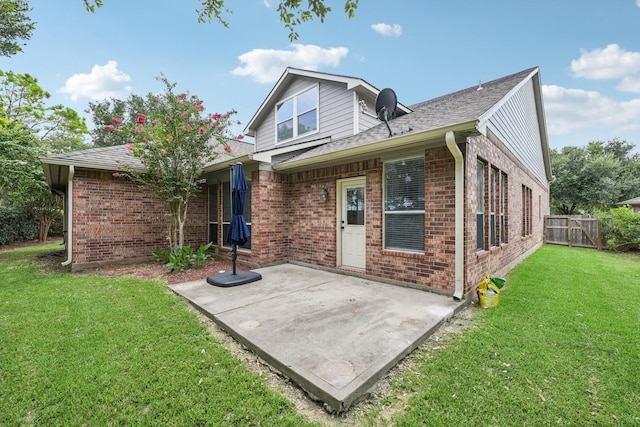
[0,243,312,426]
[1,243,639,426]
[365,245,640,426]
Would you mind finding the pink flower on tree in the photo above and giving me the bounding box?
[167,135,174,141]
[135,127,142,134]
[127,143,134,151]
[104,125,115,132]
[136,114,146,125]
[112,172,120,178]
[236,120,242,125]
[237,134,244,140]
[224,145,232,153]
[199,127,205,134]
[212,113,221,121]
[179,93,186,99]
[112,118,123,125]
[186,124,193,131]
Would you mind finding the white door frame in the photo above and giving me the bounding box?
[336,177,367,269]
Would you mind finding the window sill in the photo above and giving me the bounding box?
[381,249,424,259]
[476,250,490,260]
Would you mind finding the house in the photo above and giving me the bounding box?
[617,196,640,213]
[41,66,552,299]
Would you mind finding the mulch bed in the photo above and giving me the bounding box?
[2,239,239,285]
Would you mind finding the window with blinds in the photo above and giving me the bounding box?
[383,157,425,252]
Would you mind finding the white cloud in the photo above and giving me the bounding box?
[232,44,349,83]
[542,84,640,137]
[637,0,640,7]
[59,60,132,102]
[371,23,402,37]
[263,0,272,7]
[570,44,640,92]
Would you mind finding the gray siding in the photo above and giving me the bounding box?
[254,77,356,152]
[487,80,548,186]
[357,91,380,132]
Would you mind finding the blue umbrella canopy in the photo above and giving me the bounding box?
[227,163,250,247]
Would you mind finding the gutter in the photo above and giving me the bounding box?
[61,165,74,267]
[445,131,465,301]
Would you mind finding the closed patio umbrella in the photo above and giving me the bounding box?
[206,162,261,287]
[227,162,250,273]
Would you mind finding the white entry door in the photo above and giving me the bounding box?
[339,178,366,269]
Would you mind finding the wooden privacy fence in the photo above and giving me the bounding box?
[544,215,603,249]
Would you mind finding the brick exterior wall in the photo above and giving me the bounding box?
[71,131,549,295]
[71,169,207,269]
[464,132,549,293]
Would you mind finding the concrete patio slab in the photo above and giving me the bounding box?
[170,263,464,412]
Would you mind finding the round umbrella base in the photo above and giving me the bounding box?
[206,270,262,287]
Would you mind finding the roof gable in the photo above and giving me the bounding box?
[243,67,411,137]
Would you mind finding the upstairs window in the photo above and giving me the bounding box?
[276,86,318,143]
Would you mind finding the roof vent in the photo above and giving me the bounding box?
[375,88,398,137]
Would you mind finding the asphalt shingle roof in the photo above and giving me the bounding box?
[280,67,538,166]
[42,139,255,170]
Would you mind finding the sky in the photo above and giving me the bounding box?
[2,0,640,151]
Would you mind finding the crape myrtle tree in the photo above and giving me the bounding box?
[106,76,239,255]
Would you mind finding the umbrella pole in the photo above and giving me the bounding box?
[232,243,237,275]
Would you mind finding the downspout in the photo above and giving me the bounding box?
[62,165,74,267]
[445,131,464,301]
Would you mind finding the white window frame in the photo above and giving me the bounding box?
[382,156,425,253]
[275,84,319,144]
[477,159,486,252]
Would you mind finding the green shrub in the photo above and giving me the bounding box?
[153,242,212,272]
[0,205,38,245]
[598,207,640,251]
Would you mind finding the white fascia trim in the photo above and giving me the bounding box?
[476,67,539,135]
[274,122,476,171]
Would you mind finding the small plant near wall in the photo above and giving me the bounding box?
[153,242,213,273]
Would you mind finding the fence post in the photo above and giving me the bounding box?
[567,217,572,247]
[597,219,603,250]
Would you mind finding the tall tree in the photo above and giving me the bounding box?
[0,70,88,145]
[0,0,35,57]
[550,138,640,214]
[0,70,87,242]
[82,0,359,41]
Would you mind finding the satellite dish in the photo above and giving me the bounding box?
[375,88,397,137]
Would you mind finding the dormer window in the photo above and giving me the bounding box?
[276,85,318,143]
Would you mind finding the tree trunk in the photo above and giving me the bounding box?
[38,216,51,242]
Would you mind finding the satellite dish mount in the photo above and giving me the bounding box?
[375,88,398,137]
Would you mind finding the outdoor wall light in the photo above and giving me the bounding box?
[320,186,329,201]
